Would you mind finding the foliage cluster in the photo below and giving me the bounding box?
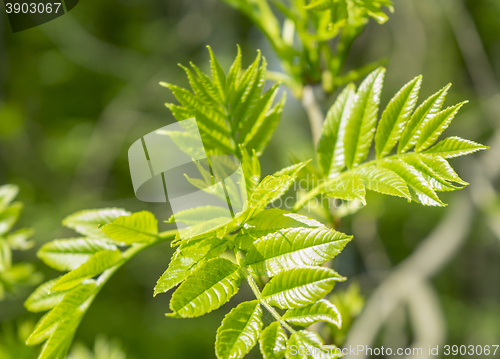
[23,47,486,359]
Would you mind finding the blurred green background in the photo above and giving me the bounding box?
[1,0,499,358]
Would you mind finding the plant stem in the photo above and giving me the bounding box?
[302,85,324,148]
[234,250,296,335]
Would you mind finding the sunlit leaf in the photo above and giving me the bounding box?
[317,84,356,176]
[344,68,385,168]
[259,322,287,359]
[51,250,122,291]
[215,300,263,359]
[375,76,421,158]
[62,208,131,239]
[354,165,410,200]
[24,278,67,313]
[398,84,451,153]
[283,299,341,328]
[245,227,351,277]
[154,238,228,296]
[415,102,467,152]
[423,136,488,158]
[38,238,117,272]
[100,211,158,244]
[27,282,96,345]
[262,267,345,309]
[168,258,241,318]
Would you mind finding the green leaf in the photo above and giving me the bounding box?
[262,267,345,309]
[226,45,242,97]
[37,312,80,359]
[283,299,341,328]
[215,300,263,359]
[207,46,227,102]
[0,202,22,235]
[379,159,444,206]
[401,156,463,192]
[169,206,231,226]
[418,155,467,185]
[7,227,34,250]
[398,83,451,153]
[415,102,467,152]
[317,84,356,176]
[354,165,411,200]
[0,184,19,212]
[259,322,287,359]
[272,162,309,179]
[323,173,366,204]
[240,175,295,221]
[27,282,96,345]
[24,278,67,313]
[100,211,158,244]
[344,67,385,168]
[154,238,228,296]
[51,250,122,291]
[285,330,338,359]
[245,227,351,277]
[178,64,220,109]
[168,258,241,318]
[243,91,286,156]
[164,48,284,156]
[422,136,488,158]
[236,209,324,250]
[375,76,421,158]
[37,238,117,271]
[190,62,223,106]
[241,146,261,194]
[62,208,131,239]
